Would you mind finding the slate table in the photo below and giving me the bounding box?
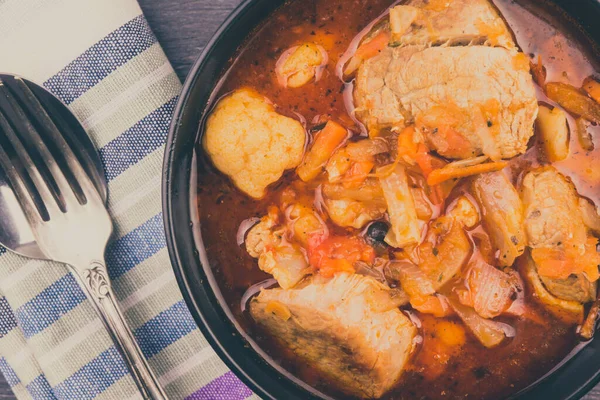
[0,0,599,399]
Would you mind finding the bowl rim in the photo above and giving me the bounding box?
[162,0,600,399]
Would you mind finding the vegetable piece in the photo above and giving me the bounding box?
[378,164,421,248]
[457,258,519,319]
[546,82,600,123]
[412,294,454,317]
[579,198,600,234]
[436,320,466,347]
[397,126,419,163]
[418,217,472,290]
[276,43,327,88]
[427,161,508,186]
[325,198,387,229]
[203,89,306,199]
[298,121,348,182]
[355,30,391,61]
[389,5,420,42]
[326,149,352,182]
[447,296,513,348]
[260,243,311,289]
[344,30,390,76]
[580,292,600,340]
[536,105,570,162]
[447,196,480,229]
[471,171,526,266]
[531,237,600,282]
[343,161,375,189]
[346,138,389,160]
[308,236,375,278]
[385,261,454,317]
[530,55,547,87]
[583,76,600,104]
[411,187,433,220]
[265,301,292,321]
[519,253,584,324]
[414,144,437,177]
[287,204,326,247]
[576,118,595,152]
[326,139,388,183]
[323,179,384,203]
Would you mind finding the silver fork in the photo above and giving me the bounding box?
[0,78,167,400]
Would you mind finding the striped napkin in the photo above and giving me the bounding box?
[0,1,257,399]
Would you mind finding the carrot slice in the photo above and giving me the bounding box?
[298,121,348,182]
[355,30,390,60]
[397,126,419,160]
[583,76,600,104]
[342,160,375,189]
[532,237,600,282]
[427,161,508,186]
[530,54,547,88]
[343,31,390,76]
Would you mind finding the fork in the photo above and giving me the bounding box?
[0,78,167,400]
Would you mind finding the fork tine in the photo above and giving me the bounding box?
[0,132,43,225]
[11,78,102,205]
[0,109,59,218]
[16,79,108,203]
[0,81,81,209]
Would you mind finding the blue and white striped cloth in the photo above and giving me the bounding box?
[0,1,257,399]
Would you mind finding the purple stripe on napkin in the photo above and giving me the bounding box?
[105,213,166,280]
[44,15,157,105]
[53,347,128,400]
[100,97,178,181]
[16,274,86,338]
[185,372,252,400]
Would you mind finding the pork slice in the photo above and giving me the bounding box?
[356,45,538,159]
[521,167,587,248]
[392,0,514,48]
[250,274,417,398]
[472,171,526,266]
[521,167,596,303]
[539,274,596,303]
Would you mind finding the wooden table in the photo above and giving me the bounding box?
[0,0,599,399]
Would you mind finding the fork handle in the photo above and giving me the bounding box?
[71,260,168,400]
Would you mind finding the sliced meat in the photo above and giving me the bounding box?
[472,171,526,266]
[519,253,584,324]
[521,167,599,310]
[250,274,417,398]
[389,0,514,48]
[539,274,596,304]
[521,167,587,248]
[355,45,537,159]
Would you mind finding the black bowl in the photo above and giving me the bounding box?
[162,1,600,399]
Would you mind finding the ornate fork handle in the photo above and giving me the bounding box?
[71,260,167,400]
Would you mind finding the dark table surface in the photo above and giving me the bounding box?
[1,0,600,399]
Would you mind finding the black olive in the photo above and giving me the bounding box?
[366,221,389,245]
